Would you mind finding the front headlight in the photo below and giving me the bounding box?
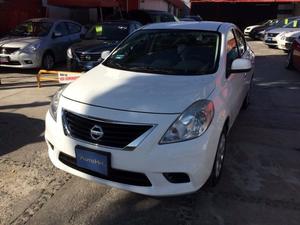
[67,48,73,59]
[49,85,68,121]
[160,100,214,144]
[22,42,40,54]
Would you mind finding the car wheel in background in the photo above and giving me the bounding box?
[286,50,294,70]
[42,52,55,70]
[209,128,227,187]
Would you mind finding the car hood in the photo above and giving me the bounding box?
[63,65,216,114]
[71,39,119,53]
[285,30,300,37]
[0,36,41,48]
[268,28,300,34]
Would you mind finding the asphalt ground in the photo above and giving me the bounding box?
[0,40,300,225]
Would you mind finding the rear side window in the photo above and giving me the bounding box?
[67,23,81,34]
[234,30,247,55]
[54,22,69,36]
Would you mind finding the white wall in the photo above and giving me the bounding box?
[139,0,168,12]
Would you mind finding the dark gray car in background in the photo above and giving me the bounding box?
[67,20,142,71]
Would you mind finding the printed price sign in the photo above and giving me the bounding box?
[58,72,82,84]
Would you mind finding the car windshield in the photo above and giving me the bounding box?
[284,19,300,28]
[84,24,130,40]
[9,21,53,37]
[103,30,220,75]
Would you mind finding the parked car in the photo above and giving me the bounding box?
[244,19,271,36]
[67,20,142,71]
[125,10,178,25]
[286,37,300,71]
[265,18,300,48]
[0,18,85,69]
[45,21,255,196]
[277,30,300,51]
[249,17,299,40]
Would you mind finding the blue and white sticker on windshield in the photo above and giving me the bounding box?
[115,54,125,60]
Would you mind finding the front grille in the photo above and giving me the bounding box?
[59,152,152,186]
[63,110,153,149]
[75,52,101,62]
[0,61,21,65]
[267,33,279,37]
[0,47,20,54]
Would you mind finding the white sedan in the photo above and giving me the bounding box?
[278,30,300,51]
[45,21,255,196]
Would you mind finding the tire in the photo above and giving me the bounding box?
[286,50,294,70]
[209,128,227,187]
[42,52,55,70]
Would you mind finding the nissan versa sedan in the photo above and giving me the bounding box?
[45,22,255,196]
[0,18,84,69]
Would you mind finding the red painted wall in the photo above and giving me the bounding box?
[0,0,45,36]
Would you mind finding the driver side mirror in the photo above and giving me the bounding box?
[52,32,63,38]
[101,50,110,60]
[231,58,252,73]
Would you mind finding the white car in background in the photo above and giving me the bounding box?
[244,25,260,36]
[277,30,300,51]
[45,21,255,196]
[265,18,300,48]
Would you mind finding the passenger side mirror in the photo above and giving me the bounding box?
[231,58,252,73]
[101,51,110,60]
[53,32,63,38]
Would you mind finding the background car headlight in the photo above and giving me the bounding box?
[22,42,40,54]
[49,85,68,121]
[160,100,214,144]
[67,48,73,59]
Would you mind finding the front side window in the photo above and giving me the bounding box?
[226,30,239,75]
[10,21,53,37]
[54,23,69,36]
[234,30,247,55]
[103,30,220,75]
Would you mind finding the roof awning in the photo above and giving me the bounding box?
[47,0,120,8]
[191,0,299,2]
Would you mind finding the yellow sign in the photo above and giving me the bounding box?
[95,25,103,33]
[27,24,33,32]
[284,18,289,25]
[293,20,298,28]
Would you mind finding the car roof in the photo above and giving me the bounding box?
[142,21,230,32]
[25,17,80,24]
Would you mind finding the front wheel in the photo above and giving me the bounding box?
[42,52,55,70]
[209,130,227,187]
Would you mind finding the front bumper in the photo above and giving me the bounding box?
[67,58,101,72]
[45,97,221,196]
[0,51,41,68]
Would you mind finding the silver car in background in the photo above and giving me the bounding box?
[0,18,85,69]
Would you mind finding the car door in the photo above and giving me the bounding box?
[51,22,70,62]
[292,38,300,71]
[225,29,247,122]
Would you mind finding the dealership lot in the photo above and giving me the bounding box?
[0,40,300,225]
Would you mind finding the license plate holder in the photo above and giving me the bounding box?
[75,146,110,176]
[0,56,9,63]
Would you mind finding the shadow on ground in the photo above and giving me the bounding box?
[0,112,45,156]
